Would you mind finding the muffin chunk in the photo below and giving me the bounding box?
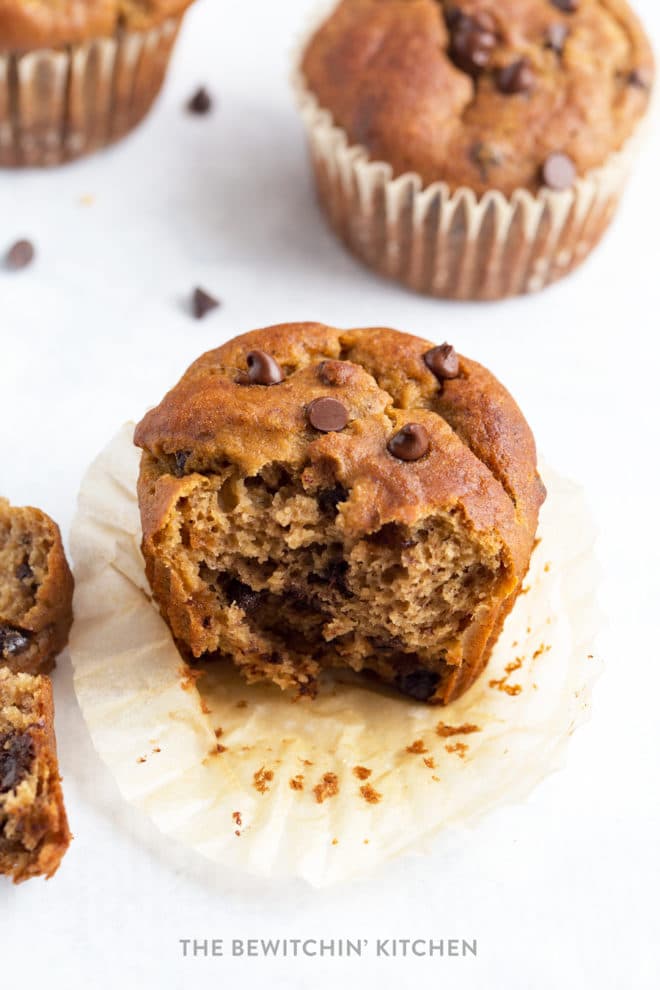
[0,499,74,675]
[0,668,71,882]
[301,0,654,196]
[134,323,545,705]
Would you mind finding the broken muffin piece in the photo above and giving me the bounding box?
[134,323,545,705]
[0,668,71,882]
[0,498,74,675]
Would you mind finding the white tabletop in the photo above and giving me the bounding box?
[2,1,659,987]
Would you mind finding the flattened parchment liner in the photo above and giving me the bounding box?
[70,424,601,887]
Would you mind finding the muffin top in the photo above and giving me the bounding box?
[134,322,545,581]
[0,0,194,50]
[301,0,654,196]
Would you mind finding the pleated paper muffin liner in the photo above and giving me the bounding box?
[293,55,645,300]
[0,17,182,167]
[68,424,602,887]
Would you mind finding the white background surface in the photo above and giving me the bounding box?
[1,1,659,987]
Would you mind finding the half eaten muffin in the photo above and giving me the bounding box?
[134,323,545,705]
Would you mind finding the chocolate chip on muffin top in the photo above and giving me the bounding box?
[301,0,654,196]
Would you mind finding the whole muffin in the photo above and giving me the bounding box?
[134,323,545,706]
[297,0,654,299]
[0,0,196,167]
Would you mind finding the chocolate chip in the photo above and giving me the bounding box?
[550,0,578,12]
[15,561,33,582]
[0,625,31,659]
[628,68,651,89]
[173,451,190,477]
[192,287,220,320]
[236,349,283,386]
[545,23,569,53]
[306,397,348,433]
[318,360,354,387]
[449,12,497,76]
[497,58,535,94]
[541,152,577,190]
[187,87,213,115]
[0,730,35,793]
[395,670,440,702]
[6,239,35,271]
[226,579,263,614]
[388,424,430,462]
[318,485,348,514]
[424,343,460,381]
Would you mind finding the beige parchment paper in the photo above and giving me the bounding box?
[69,424,601,887]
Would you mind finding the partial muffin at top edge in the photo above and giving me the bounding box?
[301,0,654,197]
[0,498,74,676]
[134,323,545,705]
[0,0,194,51]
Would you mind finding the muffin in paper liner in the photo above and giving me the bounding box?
[0,17,182,168]
[293,35,647,300]
[69,423,601,888]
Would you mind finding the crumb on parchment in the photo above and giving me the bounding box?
[445,742,469,759]
[289,775,304,791]
[353,766,372,780]
[179,665,203,692]
[253,767,274,794]
[423,756,435,769]
[313,773,339,804]
[406,739,428,754]
[436,722,481,737]
[359,784,382,805]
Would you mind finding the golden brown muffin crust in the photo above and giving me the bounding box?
[301,0,654,195]
[0,0,194,50]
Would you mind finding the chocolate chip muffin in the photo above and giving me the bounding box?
[0,668,71,882]
[296,0,654,298]
[134,323,545,706]
[0,0,197,167]
[0,498,74,675]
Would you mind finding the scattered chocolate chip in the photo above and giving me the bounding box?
[388,424,430,462]
[449,11,497,76]
[545,23,569,53]
[318,360,354,387]
[395,670,440,702]
[173,451,190,477]
[192,287,220,320]
[550,0,578,12]
[6,239,35,271]
[424,343,460,381]
[0,625,31,659]
[0,730,35,793]
[306,397,348,433]
[541,152,577,190]
[187,87,213,115]
[318,485,348,515]
[628,68,651,89]
[236,349,283,386]
[225,579,263,614]
[15,561,33,582]
[497,58,535,94]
